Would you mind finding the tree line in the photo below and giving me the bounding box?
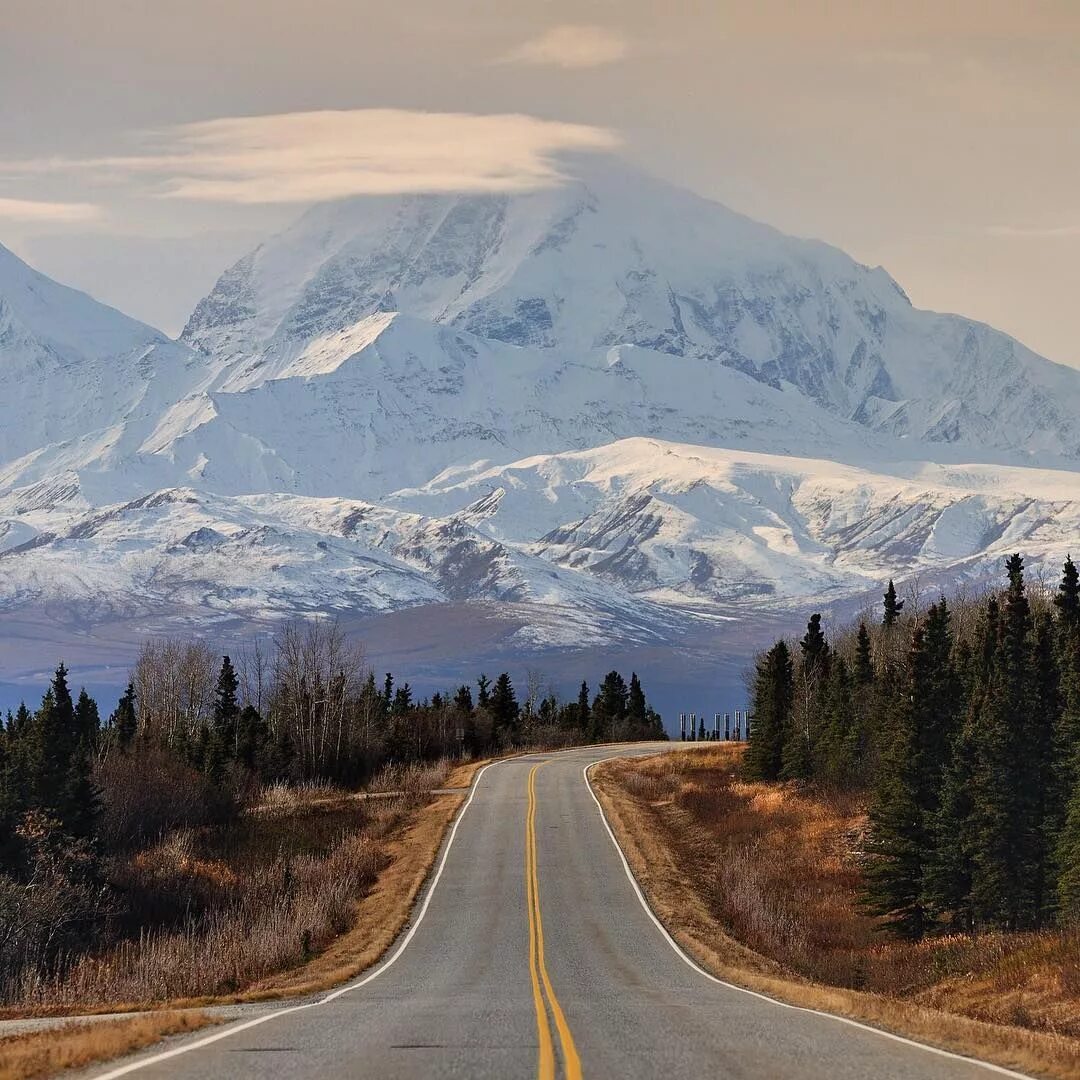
[746,555,1080,937]
[0,619,663,988]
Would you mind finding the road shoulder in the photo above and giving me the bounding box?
[590,750,1080,1080]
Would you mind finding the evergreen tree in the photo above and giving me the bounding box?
[201,725,228,787]
[490,673,519,738]
[591,671,628,742]
[576,681,590,733]
[854,623,874,686]
[800,613,830,674]
[110,683,138,750]
[213,656,241,758]
[1055,554,1080,638]
[1055,766,1080,921]
[74,689,100,746]
[882,579,903,628]
[926,697,981,931]
[817,657,857,786]
[236,704,267,771]
[265,723,295,781]
[745,641,793,782]
[969,555,1038,929]
[863,626,934,938]
[25,671,74,816]
[392,684,414,715]
[781,615,830,780]
[22,666,97,838]
[1030,616,1062,921]
[476,674,491,710]
[0,721,17,870]
[627,673,647,729]
[451,685,477,753]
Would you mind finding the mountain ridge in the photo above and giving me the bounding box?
[1,159,1079,687]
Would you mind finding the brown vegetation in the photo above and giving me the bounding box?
[594,744,1080,1080]
[2,760,459,1015]
[0,1011,215,1080]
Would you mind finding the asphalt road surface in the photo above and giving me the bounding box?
[89,744,1031,1080]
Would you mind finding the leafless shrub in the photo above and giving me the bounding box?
[366,759,449,796]
[95,745,234,850]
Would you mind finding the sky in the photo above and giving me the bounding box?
[0,0,1077,366]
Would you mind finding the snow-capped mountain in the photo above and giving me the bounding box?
[2,158,1080,696]
[184,160,1080,461]
[0,243,205,491]
[3,439,1078,645]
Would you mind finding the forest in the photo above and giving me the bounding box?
[747,553,1080,938]
[0,619,663,1006]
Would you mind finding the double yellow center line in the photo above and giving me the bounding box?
[525,762,582,1080]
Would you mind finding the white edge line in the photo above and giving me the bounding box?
[91,761,498,1079]
[582,759,1037,1080]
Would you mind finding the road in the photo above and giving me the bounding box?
[89,744,1030,1080]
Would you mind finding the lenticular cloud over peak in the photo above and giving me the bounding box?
[1,109,622,206]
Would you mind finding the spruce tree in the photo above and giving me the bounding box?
[490,673,519,739]
[1030,616,1062,921]
[628,673,647,729]
[236,704,267,771]
[1054,554,1080,638]
[882,580,903,628]
[862,626,931,938]
[392,684,414,715]
[213,656,241,758]
[25,672,74,817]
[817,657,857,786]
[1055,766,1080,921]
[854,623,874,686]
[592,672,628,742]
[800,613,829,673]
[576,681,590,733]
[781,615,829,780]
[74,689,100,746]
[110,684,138,750]
[926,696,981,932]
[970,555,1037,929]
[744,641,793,782]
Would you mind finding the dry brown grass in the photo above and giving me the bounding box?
[2,757,487,1020]
[0,1011,215,1080]
[594,744,1080,1080]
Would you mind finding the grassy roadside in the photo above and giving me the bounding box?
[0,1012,216,1080]
[2,757,490,1020]
[592,744,1080,1080]
[0,757,490,1080]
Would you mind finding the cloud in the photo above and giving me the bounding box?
[499,25,629,69]
[0,197,102,224]
[986,223,1080,238]
[1,110,620,205]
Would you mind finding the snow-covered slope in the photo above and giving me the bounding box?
[184,161,1080,461]
[0,243,205,489]
[2,159,1080,668]
[2,439,1078,647]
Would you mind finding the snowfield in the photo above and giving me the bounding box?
[1,158,1079,678]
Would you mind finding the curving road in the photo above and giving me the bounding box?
[89,744,1030,1080]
